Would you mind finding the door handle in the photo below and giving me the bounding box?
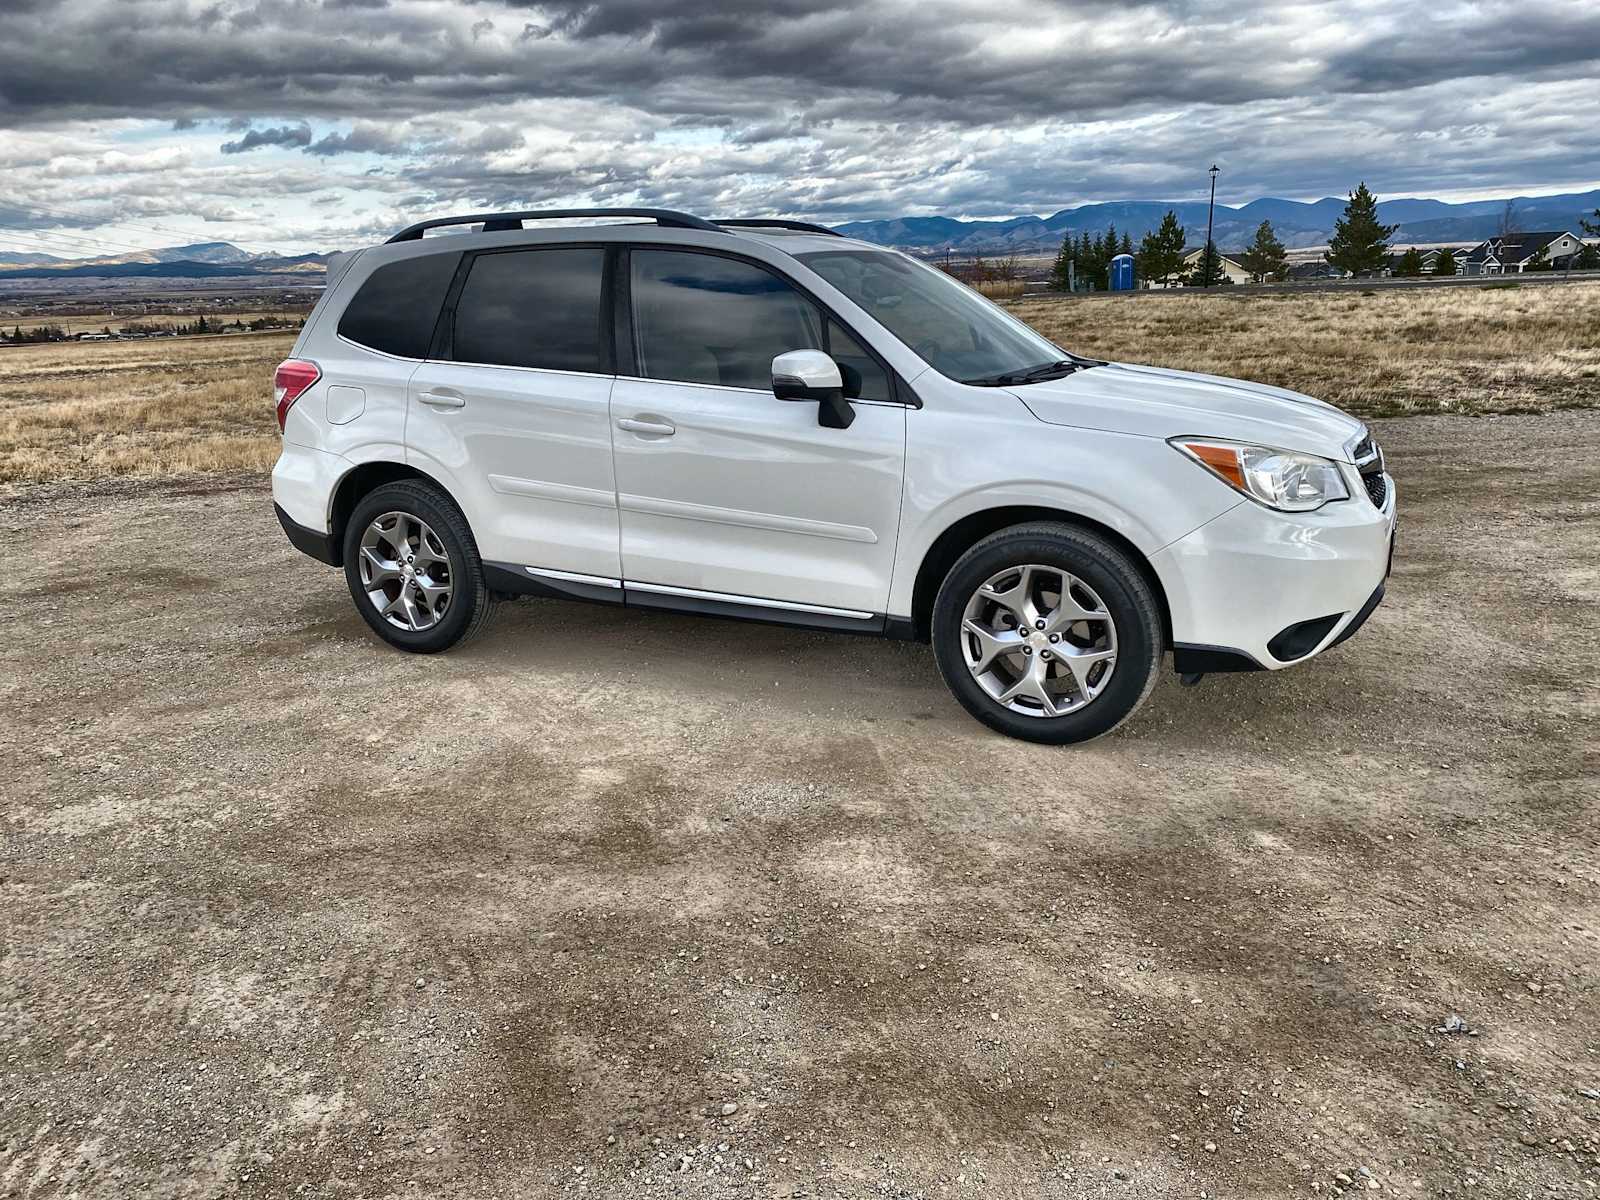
[418,391,466,409]
[617,416,675,437]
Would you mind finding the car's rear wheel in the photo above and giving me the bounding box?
[931,523,1162,743]
[342,480,495,653]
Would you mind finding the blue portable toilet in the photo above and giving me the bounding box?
[1110,253,1135,291]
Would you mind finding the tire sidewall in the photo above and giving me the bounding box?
[931,528,1162,744]
[342,484,484,653]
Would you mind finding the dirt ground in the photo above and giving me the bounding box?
[3,412,1598,1199]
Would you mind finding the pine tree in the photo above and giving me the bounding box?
[1575,243,1600,270]
[1236,220,1289,283]
[1050,231,1074,291]
[1119,232,1134,256]
[1326,182,1398,277]
[1393,248,1426,278]
[1189,242,1226,287]
[1433,248,1457,276]
[1135,210,1187,287]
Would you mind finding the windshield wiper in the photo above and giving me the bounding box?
[962,359,1083,387]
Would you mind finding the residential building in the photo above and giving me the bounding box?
[1175,247,1252,286]
[1459,231,1586,275]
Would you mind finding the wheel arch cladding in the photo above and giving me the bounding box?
[910,506,1171,647]
[328,461,456,567]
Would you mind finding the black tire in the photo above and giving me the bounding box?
[930,522,1162,744]
[341,480,496,654]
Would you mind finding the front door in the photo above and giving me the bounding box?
[610,248,906,616]
[405,244,621,580]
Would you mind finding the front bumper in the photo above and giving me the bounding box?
[1152,475,1396,670]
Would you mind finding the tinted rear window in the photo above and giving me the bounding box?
[452,247,605,372]
[337,251,460,358]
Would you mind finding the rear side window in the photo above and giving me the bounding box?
[630,250,822,391]
[452,248,605,372]
[337,251,459,358]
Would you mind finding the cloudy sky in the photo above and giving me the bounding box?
[2,0,1598,256]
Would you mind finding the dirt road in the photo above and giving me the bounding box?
[3,413,1598,1198]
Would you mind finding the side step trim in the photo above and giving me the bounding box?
[624,580,875,620]
[481,561,891,636]
[525,566,622,589]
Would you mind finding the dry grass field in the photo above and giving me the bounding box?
[0,331,294,484]
[1,281,1598,486]
[1016,280,1600,418]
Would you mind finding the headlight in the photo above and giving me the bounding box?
[1170,438,1349,512]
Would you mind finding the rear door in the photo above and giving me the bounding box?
[609,247,907,616]
[405,245,621,580]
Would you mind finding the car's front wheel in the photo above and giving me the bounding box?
[342,480,496,653]
[931,523,1163,743]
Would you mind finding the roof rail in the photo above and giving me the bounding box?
[386,208,722,243]
[713,218,842,237]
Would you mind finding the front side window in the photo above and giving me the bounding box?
[798,249,1067,384]
[338,251,460,358]
[630,250,822,391]
[452,247,605,372]
[826,320,891,403]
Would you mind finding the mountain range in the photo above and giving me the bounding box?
[0,241,327,279]
[2,187,1596,280]
[834,189,1600,254]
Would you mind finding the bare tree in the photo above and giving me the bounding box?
[1496,201,1520,273]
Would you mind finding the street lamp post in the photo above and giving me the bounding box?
[1205,164,1220,288]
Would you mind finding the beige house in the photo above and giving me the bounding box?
[1176,247,1253,286]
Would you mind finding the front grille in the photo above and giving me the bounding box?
[1363,470,1387,507]
[1352,431,1387,508]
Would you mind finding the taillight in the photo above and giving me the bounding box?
[274,359,321,431]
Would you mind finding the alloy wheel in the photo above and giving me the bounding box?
[357,511,453,632]
[959,563,1117,718]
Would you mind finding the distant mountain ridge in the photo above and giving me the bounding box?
[3,191,1597,281]
[832,189,1600,253]
[0,241,328,279]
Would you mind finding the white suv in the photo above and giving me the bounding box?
[272,208,1395,743]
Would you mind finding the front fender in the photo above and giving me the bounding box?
[887,400,1240,620]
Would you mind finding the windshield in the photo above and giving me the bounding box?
[797,248,1069,384]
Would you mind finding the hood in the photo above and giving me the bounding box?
[1011,362,1365,461]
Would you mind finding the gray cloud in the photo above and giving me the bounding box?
[0,0,1595,252]
[220,122,313,153]
[305,124,409,156]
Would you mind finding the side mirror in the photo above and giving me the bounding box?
[772,349,855,429]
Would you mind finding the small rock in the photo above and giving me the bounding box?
[1204,1142,1217,1153]
[1439,1014,1469,1035]
[720,1101,739,1116]
[1526,982,1542,994]
[1578,1088,1600,1100]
